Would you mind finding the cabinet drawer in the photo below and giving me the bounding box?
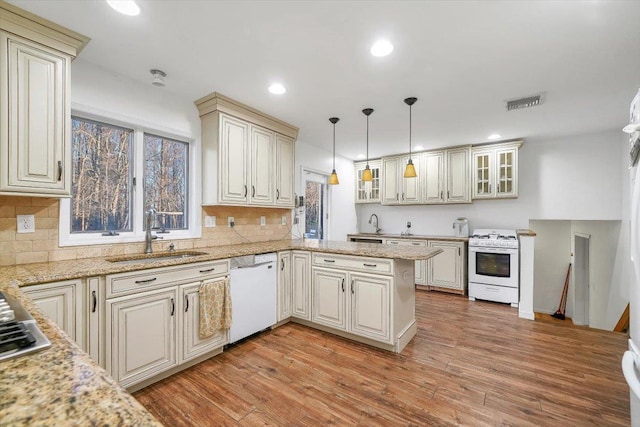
[469,283,518,304]
[106,260,229,298]
[385,239,427,247]
[312,253,392,275]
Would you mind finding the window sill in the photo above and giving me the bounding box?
[58,229,201,248]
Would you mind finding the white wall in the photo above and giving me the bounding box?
[357,130,623,235]
[293,141,357,241]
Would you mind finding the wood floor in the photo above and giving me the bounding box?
[134,291,630,426]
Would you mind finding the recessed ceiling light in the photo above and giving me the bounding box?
[357,154,366,159]
[414,145,424,151]
[370,39,393,57]
[268,83,286,95]
[487,134,501,140]
[106,0,140,16]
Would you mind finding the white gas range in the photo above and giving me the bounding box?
[468,229,519,307]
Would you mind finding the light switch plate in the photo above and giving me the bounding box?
[17,214,35,233]
[281,215,287,225]
[260,216,266,226]
[204,216,216,227]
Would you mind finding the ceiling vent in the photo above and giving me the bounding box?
[505,93,545,111]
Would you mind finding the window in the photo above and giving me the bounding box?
[143,134,188,230]
[71,118,133,233]
[60,113,198,246]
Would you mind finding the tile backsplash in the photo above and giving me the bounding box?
[0,196,291,266]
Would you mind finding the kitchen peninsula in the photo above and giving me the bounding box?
[0,239,441,425]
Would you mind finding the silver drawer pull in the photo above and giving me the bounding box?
[363,263,377,267]
[199,267,216,273]
[323,259,336,263]
[389,242,398,245]
[134,278,157,284]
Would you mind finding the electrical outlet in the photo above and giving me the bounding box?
[281,215,287,225]
[17,214,35,233]
[260,216,266,226]
[407,221,411,228]
[228,216,235,227]
[204,216,216,228]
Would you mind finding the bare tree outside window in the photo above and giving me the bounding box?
[143,134,188,230]
[71,117,132,233]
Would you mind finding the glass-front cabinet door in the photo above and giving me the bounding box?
[354,160,381,203]
[472,150,494,199]
[472,141,521,200]
[495,147,518,198]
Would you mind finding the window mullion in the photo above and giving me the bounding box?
[133,129,145,236]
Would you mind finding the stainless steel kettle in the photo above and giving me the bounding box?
[453,217,469,237]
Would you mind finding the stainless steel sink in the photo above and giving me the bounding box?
[106,251,208,264]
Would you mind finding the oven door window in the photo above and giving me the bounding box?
[476,252,511,277]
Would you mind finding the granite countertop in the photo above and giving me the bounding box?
[347,233,469,242]
[0,238,441,425]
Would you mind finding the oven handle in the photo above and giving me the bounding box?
[468,246,517,254]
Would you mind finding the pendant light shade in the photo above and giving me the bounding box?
[362,108,374,182]
[403,97,418,178]
[329,117,340,185]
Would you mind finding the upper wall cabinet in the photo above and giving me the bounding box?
[0,2,89,197]
[354,159,381,204]
[472,141,522,199]
[195,92,298,208]
[381,155,421,205]
[422,146,471,204]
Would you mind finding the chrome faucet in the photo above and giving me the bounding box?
[368,213,381,234]
[144,208,160,254]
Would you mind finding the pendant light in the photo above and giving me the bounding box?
[328,117,340,185]
[362,108,374,182]
[403,97,418,178]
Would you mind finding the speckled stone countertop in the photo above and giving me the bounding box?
[0,238,441,425]
[347,233,469,242]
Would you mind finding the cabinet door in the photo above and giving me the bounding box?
[354,160,381,203]
[107,288,178,387]
[446,148,470,203]
[401,156,421,204]
[180,281,227,363]
[423,152,444,204]
[381,158,400,205]
[250,125,275,205]
[275,134,295,207]
[277,251,292,321]
[311,268,347,330]
[427,241,464,291]
[292,251,311,320]
[354,163,370,203]
[23,280,82,344]
[472,150,494,199]
[219,114,249,204]
[87,277,104,367]
[495,147,518,198]
[1,33,70,196]
[349,273,391,343]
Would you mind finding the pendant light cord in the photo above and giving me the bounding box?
[333,122,336,170]
[409,104,412,158]
[366,115,369,166]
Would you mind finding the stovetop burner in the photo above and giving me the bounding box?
[0,292,51,362]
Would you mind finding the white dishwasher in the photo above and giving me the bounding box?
[228,252,277,344]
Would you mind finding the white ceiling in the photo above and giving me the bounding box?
[8,0,640,160]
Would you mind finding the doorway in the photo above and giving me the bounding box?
[573,233,591,326]
[303,170,328,240]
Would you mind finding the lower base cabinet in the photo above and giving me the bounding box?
[425,240,467,294]
[105,261,230,389]
[291,251,311,320]
[22,279,85,349]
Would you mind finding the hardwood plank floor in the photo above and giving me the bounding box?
[134,291,630,426]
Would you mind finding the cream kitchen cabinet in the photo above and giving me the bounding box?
[472,141,522,199]
[105,260,230,390]
[277,251,292,321]
[384,239,427,285]
[425,240,467,294]
[0,3,88,197]
[87,276,105,367]
[180,279,228,363]
[196,92,298,208]
[291,250,311,321]
[107,287,178,389]
[422,147,471,204]
[22,279,85,349]
[354,159,381,203]
[311,267,347,330]
[381,156,421,205]
[275,134,295,206]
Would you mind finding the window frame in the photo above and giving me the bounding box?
[59,107,201,247]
